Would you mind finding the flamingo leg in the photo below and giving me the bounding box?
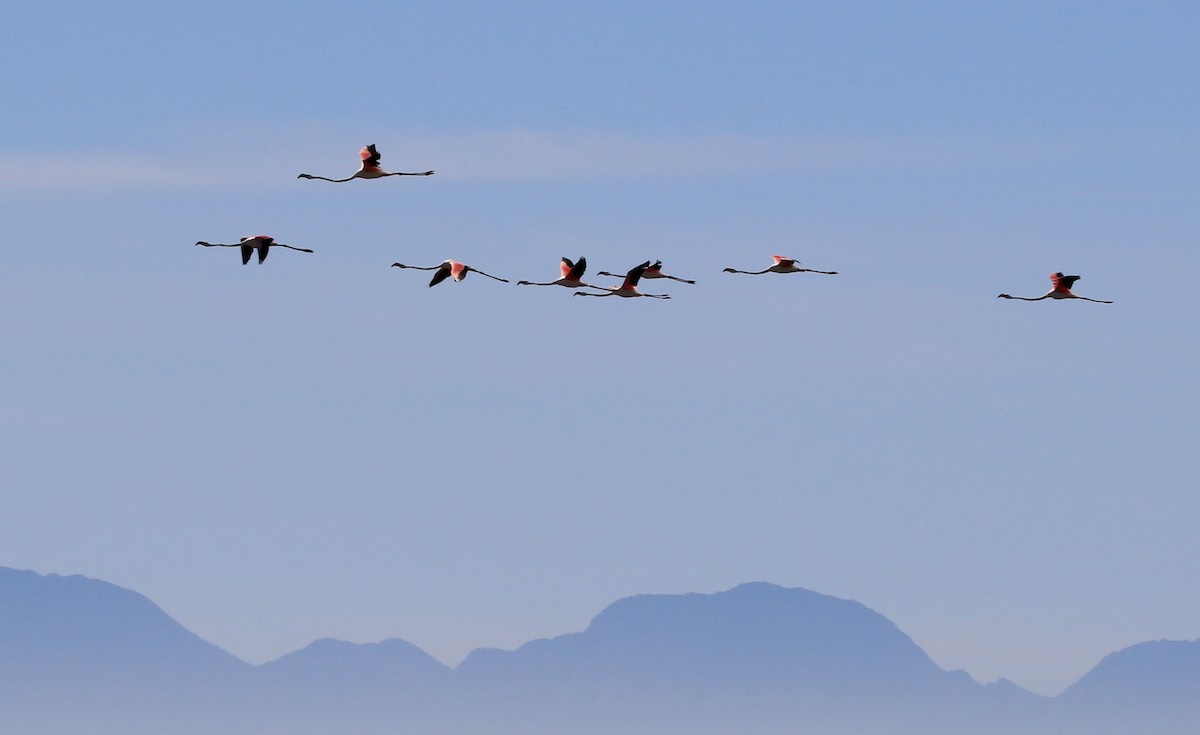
[467,268,510,283]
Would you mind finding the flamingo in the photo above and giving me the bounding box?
[517,257,602,290]
[391,260,509,287]
[723,255,837,276]
[298,144,434,182]
[598,259,695,284]
[195,235,313,264]
[573,261,670,299]
[998,273,1113,303]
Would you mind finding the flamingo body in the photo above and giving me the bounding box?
[195,235,314,264]
[573,261,670,299]
[517,257,600,289]
[723,255,838,276]
[598,259,695,284]
[298,144,435,182]
[391,259,509,287]
[998,273,1113,303]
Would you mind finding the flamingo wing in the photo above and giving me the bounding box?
[623,261,651,288]
[237,236,263,264]
[1052,273,1082,291]
[567,256,587,281]
[429,262,454,287]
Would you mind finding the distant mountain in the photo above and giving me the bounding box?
[1054,639,1200,732]
[455,582,1013,734]
[0,566,1196,734]
[0,566,248,683]
[261,636,452,686]
[461,582,950,688]
[256,638,455,733]
[0,566,251,734]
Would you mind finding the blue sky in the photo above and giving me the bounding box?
[1,2,1197,695]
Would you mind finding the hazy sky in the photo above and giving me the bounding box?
[1,2,1197,696]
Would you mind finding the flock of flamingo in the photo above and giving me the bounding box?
[196,144,1114,305]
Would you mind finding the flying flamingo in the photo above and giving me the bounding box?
[998,273,1113,303]
[723,255,837,276]
[391,260,509,287]
[517,257,602,290]
[195,235,313,264]
[298,144,434,182]
[573,261,670,300]
[598,259,695,284]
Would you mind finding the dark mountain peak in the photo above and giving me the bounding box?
[459,582,953,698]
[0,565,247,679]
[585,581,932,662]
[983,677,1041,696]
[262,636,451,680]
[1061,638,1200,704]
[587,581,883,633]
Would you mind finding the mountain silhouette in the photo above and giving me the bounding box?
[1,566,1196,734]
[0,566,248,684]
[1054,638,1200,732]
[0,566,251,734]
[262,636,452,685]
[455,581,993,733]
[256,637,455,733]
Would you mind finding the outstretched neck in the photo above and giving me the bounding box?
[298,174,354,183]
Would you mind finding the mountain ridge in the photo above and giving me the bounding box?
[1,565,1196,734]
